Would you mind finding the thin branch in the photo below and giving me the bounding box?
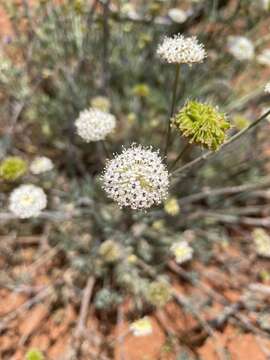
[179,176,270,204]
[75,276,95,338]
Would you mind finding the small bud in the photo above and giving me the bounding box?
[146,280,171,307]
[99,240,122,263]
[0,156,27,181]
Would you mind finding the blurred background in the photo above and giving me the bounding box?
[0,0,270,359]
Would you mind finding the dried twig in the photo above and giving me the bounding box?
[74,276,95,338]
[179,176,270,205]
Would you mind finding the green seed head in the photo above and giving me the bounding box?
[25,349,44,360]
[0,156,27,181]
[146,280,172,307]
[172,101,230,151]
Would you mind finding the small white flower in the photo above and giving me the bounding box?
[130,317,152,336]
[168,8,188,23]
[157,33,207,64]
[265,82,270,94]
[9,184,47,218]
[75,108,116,142]
[30,156,54,175]
[101,145,169,210]
[253,228,270,258]
[227,36,254,61]
[257,49,270,66]
[170,240,193,264]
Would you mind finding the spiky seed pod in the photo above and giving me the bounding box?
[172,101,230,151]
[101,145,169,210]
[0,156,27,181]
[146,280,172,307]
[170,240,193,264]
[98,239,122,263]
[75,107,116,142]
[157,33,207,65]
[9,184,47,218]
[130,317,153,336]
[30,156,54,175]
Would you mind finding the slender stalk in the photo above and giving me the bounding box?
[172,108,270,181]
[101,140,110,158]
[164,64,180,156]
[169,142,191,171]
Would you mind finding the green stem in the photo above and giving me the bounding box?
[101,140,110,158]
[169,142,191,171]
[164,64,180,156]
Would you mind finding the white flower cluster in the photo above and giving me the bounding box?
[257,49,270,66]
[253,228,270,258]
[227,36,254,61]
[265,82,270,94]
[170,240,193,264]
[102,145,169,210]
[168,8,188,24]
[157,33,207,64]
[130,317,153,336]
[75,108,116,142]
[9,184,47,218]
[30,156,54,175]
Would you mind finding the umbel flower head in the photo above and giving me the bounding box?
[172,101,230,151]
[101,145,169,210]
[30,156,54,175]
[157,33,207,65]
[9,184,47,218]
[0,156,27,181]
[130,317,153,337]
[75,107,116,142]
[170,240,193,264]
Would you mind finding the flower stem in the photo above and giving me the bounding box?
[101,140,110,158]
[169,142,191,171]
[164,64,180,156]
